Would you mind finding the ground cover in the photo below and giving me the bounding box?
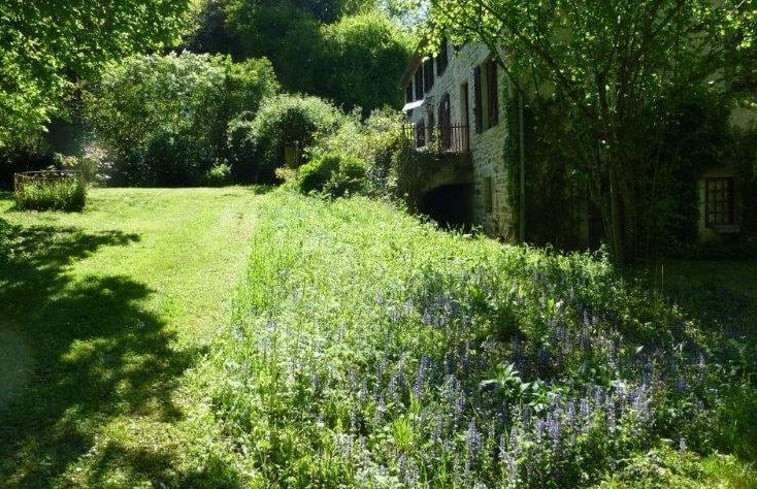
[1,188,754,488]
[0,187,262,487]
[200,192,756,488]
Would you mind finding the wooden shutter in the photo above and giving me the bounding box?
[487,60,499,126]
[415,69,424,100]
[474,65,482,133]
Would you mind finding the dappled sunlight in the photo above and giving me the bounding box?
[0,219,195,486]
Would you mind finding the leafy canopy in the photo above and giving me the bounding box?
[0,0,190,149]
[428,0,755,262]
[84,52,278,186]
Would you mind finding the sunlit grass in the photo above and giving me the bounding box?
[0,187,261,487]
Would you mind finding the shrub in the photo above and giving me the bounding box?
[311,108,409,197]
[297,152,367,197]
[14,175,86,211]
[84,52,278,186]
[225,111,259,183]
[245,94,344,180]
[204,163,233,187]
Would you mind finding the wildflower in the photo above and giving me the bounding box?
[422,309,433,325]
[546,414,562,447]
[413,356,428,399]
[466,418,482,456]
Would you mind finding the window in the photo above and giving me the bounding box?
[423,58,435,93]
[427,111,436,145]
[438,93,451,150]
[473,59,499,133]
[414,68,424,100]
[483,176,493,213]
[415,121,426,148]
[705,177,735,226]
[436,39,449,75]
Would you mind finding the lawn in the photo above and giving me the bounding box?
[0,187,262,487]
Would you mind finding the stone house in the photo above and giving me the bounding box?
[399,40,514,239]
[399,39,755,246]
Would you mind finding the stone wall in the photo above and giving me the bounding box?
[404,42,515,240]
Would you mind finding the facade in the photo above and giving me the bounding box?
[400,41,755,247]
[399,41,514,239]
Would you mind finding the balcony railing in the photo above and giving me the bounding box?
[405,124,470,154]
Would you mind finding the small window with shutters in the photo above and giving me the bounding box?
[414,68,424,100]
[705,177,736,226]
[436,39,449,75]
[423,59,435,93]
[474,66,483,133]
[473,59,499,133]
[483,176,493,213]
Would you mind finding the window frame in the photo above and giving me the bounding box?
[705,177,736,227]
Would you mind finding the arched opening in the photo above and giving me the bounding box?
[420,184,474,231]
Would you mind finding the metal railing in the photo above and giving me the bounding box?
[405,124,470,154]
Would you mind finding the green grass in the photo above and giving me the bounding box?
[0,187,262,487]
[1,188,755,488]
[197,192,756,488]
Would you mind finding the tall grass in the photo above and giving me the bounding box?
[201,192,754,488]
[14,178,86,211]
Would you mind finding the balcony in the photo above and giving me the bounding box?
[405,124,470,155]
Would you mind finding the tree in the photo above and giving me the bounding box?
[84,52,278,186]
[0,0,189,149]
[318,11,413,113]
[428,0,755,262]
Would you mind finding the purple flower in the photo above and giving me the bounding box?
[466,418,482,456]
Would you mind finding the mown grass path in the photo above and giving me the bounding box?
[0,188,262,488]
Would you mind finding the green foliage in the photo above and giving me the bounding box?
[185,1,413,111]
[429,0,756,262]
[199,192,754,488]
[246,94,344,178]
[203,163,233,187]
[0,0,190,149]
[318,11,413,113]
[14,177,86,212]
[595,447,757,489]
[84,52,278,186]
[297,152,367,197]
[313,108,410,197]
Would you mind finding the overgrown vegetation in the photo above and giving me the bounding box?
[84,52,278,186]
[14,175,86,211]
[184,0,413,113]
[198,192,756,488]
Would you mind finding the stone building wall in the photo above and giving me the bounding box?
[403,42,515,240]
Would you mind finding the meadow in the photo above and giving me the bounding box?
[1,189,755,488]
[200,192,756,488]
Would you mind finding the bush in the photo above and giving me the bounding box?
[297,152,367,197]
[14,176,86,211]
[245,94,344,180]
[84,52,278,186]
[311,107,412,198]
[204,163,233,187]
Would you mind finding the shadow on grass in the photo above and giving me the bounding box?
[0,218,237,487]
